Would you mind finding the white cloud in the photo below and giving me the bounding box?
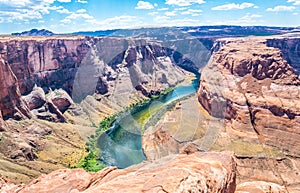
[266,5,296,12]
[61,12,94,23]
[240,13,262,20]
[288,0,300,5]
[212,13,263,25]
[57,0,71,2]
[76,9,86,13]
[175,7,188,11]
[0,0,31,7]
[60,14,138,31]
[181,9,202,15]
[135,1,154,9]
[76,0,87,3]
[154,3,158,7]
[148,11,159,16]
[0,0,61,22]
[212,2,256,11]
[0,9,42,21]
[90,15,138,30]
[157,7,169,11]
[165,0,205,6]
[55,7,71,14]
[165,11,177,16]
[154,15,170,21]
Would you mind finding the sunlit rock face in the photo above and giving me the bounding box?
[0,152,237,193]
[197,36,300,156]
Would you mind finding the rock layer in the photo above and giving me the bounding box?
[0,151,237,193]
[235,155,300,193]
[197,36,300,156]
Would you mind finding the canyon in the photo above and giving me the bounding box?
[0,31,300,192]
[0,35,203,184]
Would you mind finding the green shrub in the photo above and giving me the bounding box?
[76,151,104,172]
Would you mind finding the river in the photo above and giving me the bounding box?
[97,75,200,168]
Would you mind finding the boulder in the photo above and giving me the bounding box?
[22,86,46,110]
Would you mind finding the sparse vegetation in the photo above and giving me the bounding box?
[75,150,105,172]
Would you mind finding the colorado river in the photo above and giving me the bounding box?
[97,75,200,168]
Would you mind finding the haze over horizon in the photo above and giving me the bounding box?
[0,0,300,34]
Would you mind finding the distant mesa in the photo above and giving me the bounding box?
[9,26,300,38]
[11,29,55,36]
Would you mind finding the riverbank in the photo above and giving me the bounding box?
[74,81,192,171]
[95,74,200,169]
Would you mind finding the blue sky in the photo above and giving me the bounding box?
[0,0,300,34]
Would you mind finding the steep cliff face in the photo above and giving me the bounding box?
[266,37,300,75]
[0,56,31,123]
[0,36,195,126]
[197,36,300,156]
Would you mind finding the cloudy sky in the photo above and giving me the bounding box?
[0,0,300,34]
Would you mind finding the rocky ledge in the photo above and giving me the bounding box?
[198,36,300,156]
[1,152,236,193]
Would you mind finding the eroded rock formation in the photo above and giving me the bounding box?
[0,36,194,126]
[0,56,31,123]
[197,36,300,156]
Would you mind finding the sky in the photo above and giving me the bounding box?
[0,0,300,34]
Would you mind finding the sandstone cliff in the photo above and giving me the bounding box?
[0,152,237,193]
[197,36,300,156]
[0,56,31,125]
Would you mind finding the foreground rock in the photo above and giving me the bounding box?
[0,152,237,193]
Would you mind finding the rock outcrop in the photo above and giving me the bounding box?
[0,123,52,161]
[0,151,237,193]
[197,36,300,156]
[0,56,31,123]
